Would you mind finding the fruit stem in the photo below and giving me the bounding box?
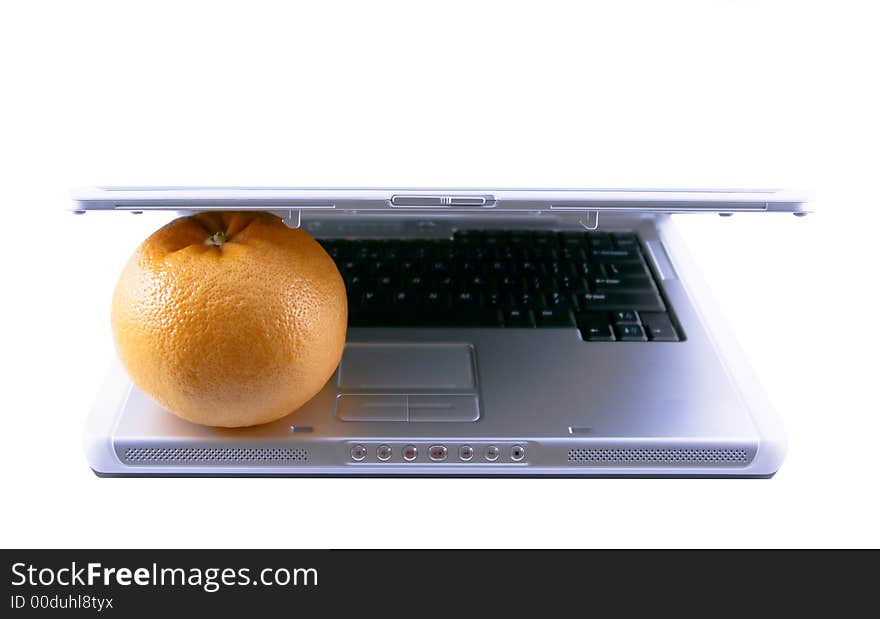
[205,231,227,247]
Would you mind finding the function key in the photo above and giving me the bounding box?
[587,233,613,249]
[454,230,484,244]
[532,231,558,246]
[483,231,508,246]
[558,232,590,247]
[611,233,640,248]
[508,231,533,244]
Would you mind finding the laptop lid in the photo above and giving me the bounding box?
[71,187,808,229]
[72,187,806,212]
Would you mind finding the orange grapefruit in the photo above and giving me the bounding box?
[111,211,347,427]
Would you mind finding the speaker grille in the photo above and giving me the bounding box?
[123,447,309,465]
[567,447,750,465]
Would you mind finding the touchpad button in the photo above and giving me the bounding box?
[337,343,475,390]
[336,395,408,422]
[408,395,479,422]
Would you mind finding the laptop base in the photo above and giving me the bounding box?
[85,214,786,478]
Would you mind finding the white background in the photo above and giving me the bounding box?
[1,1,877,548]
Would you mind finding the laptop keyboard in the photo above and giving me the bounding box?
[318,230,681,342]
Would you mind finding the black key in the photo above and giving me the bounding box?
[365,307,501,328]
[528,277,547,294]
[551,261,578,279]
[370,260,392,273]
[397,246,424,260]
[639,312,679,341]
[603,262,648,277]
[381,246,400,261]
[559,232,589,247]
[561,246,587,262]
[483,232,506,246]
[614,324,646,341]
[576,261,594,277]
[557,276,588,295]
[458,260,481,273]
[536,307,576,328]
[485,289,504,307]
[487,259,507,273]
[590,248,640,261]
[455,290,479,305]
[454,230,484,245]
[408,312,451,326]
[533,232,558,246]
[349,308,399,327]
[499,246,518,261]
[517,290,544,308]
[588,233,614,250]
[533,246,559,261]
[437,246,459,260]
[611,310,639,323]
[505,308,536,327]
[547,291,574,309]
[590,275,653,293]
[468,274,487,287]
[467,246,489,260]
[452,307,504,327]
[423,290,451,307]
[361,290,391,306]
[576,312,615,341]
[508,231,532,245]
[612,233,639,248]
[579,292,665,312]
[439,275,456,289]
[397,260,417,274]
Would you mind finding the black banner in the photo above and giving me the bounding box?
[1,549,874,616]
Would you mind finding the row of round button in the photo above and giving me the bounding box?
[350,444,525,462]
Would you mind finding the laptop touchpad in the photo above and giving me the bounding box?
[336,343,479,422]
[338,343,475,390]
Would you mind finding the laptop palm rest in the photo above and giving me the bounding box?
[335,343,479,422]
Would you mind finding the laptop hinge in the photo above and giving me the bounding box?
[282,209,302,228]
[577,210,599,230]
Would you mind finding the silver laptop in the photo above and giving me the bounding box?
[75,187,808,477]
